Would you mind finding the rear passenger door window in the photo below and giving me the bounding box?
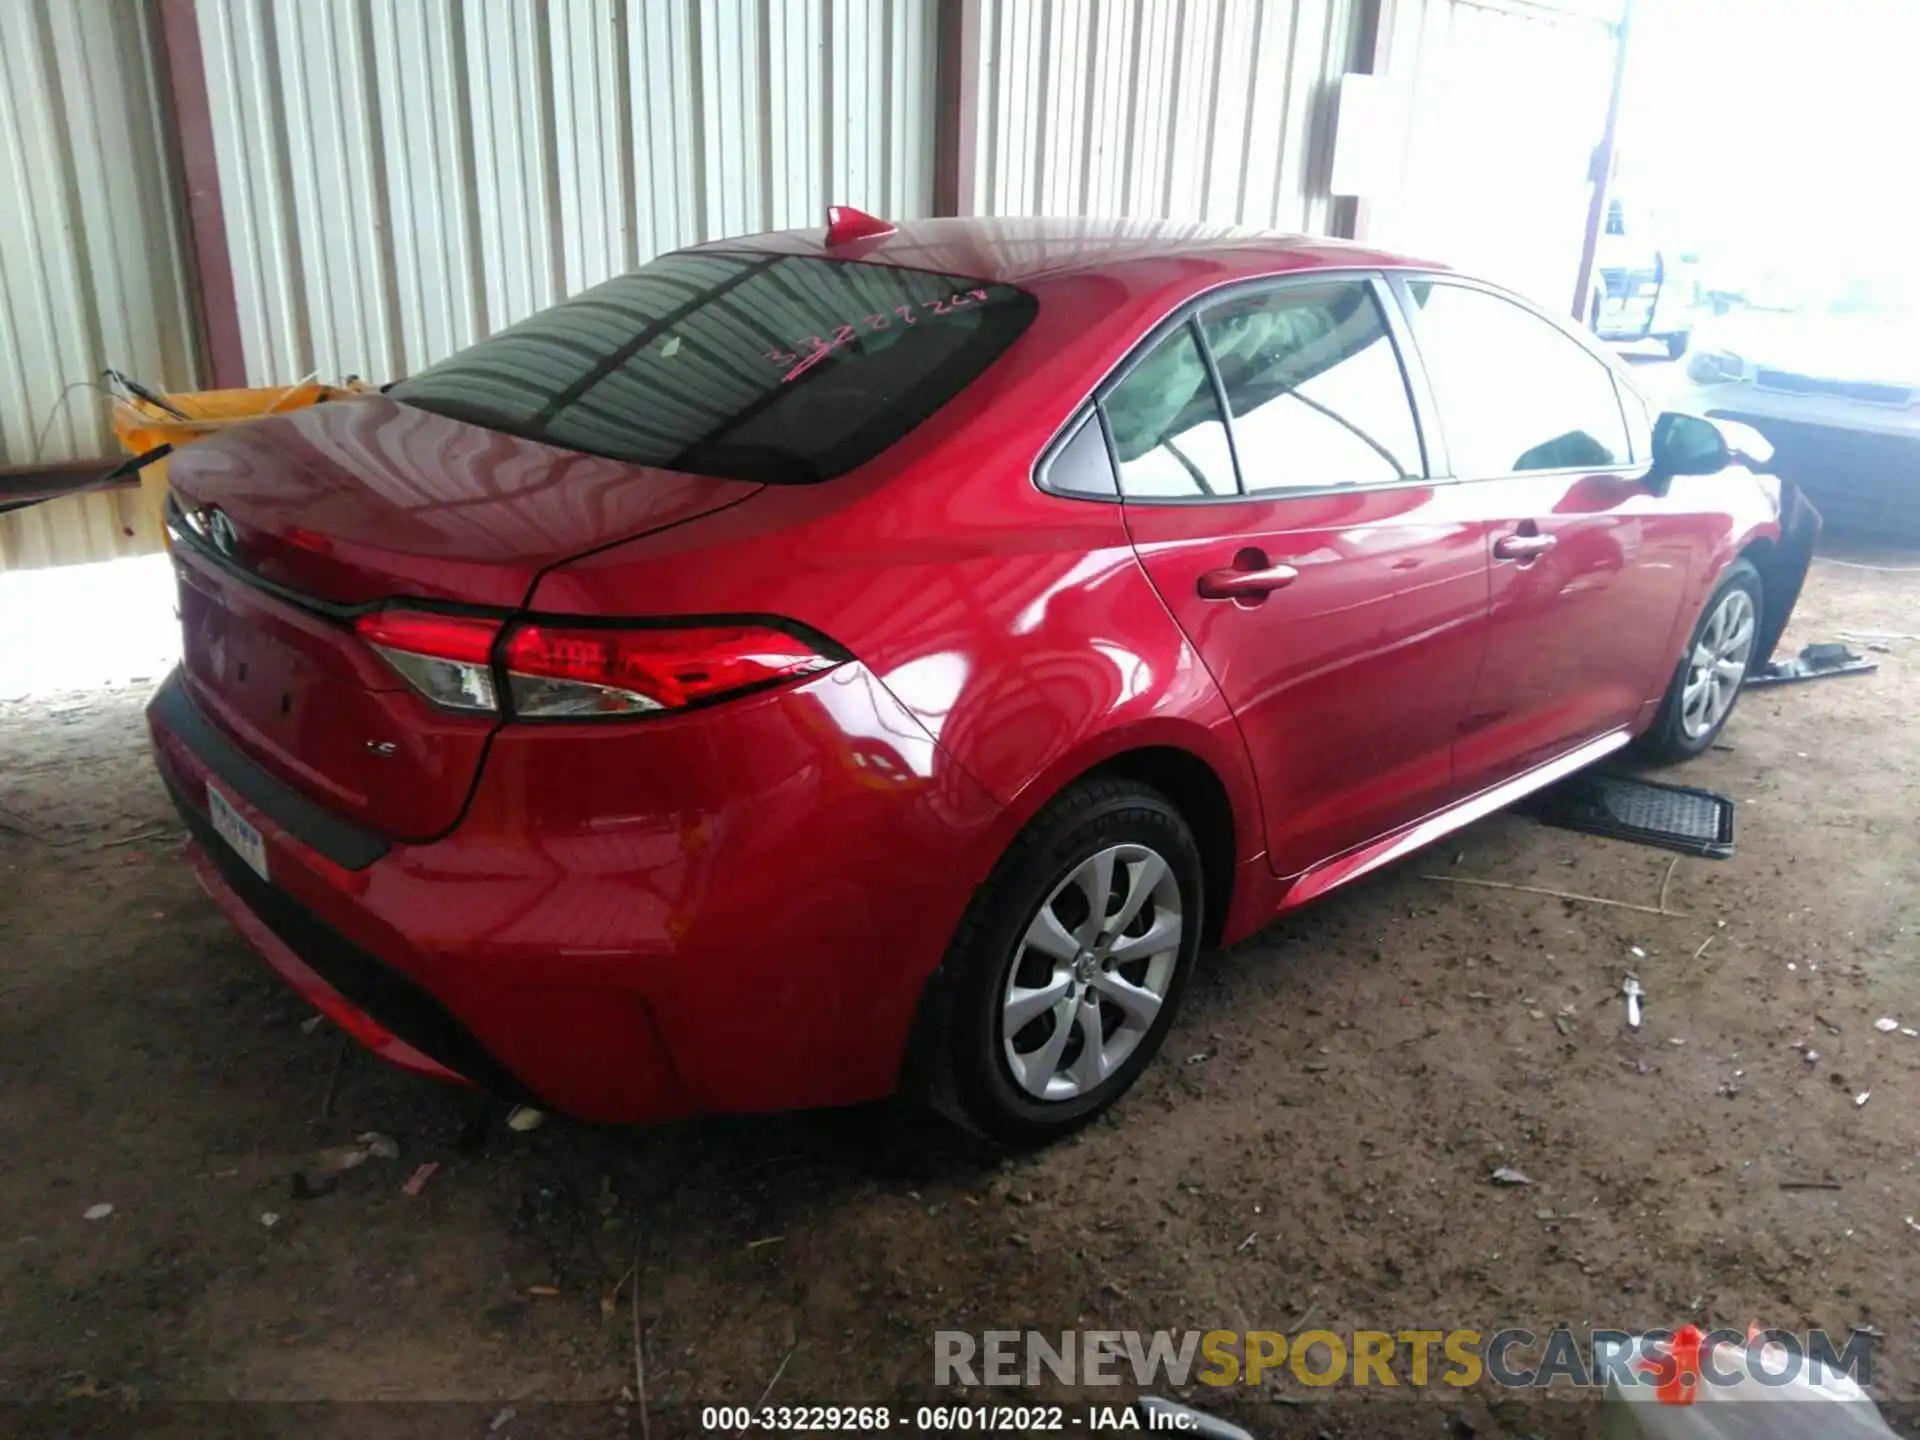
[1100,322,1237,498]
[1197,281,1424,491]
[1404,280,1631,474]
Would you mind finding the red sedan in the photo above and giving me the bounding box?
[149,215,1815,1144]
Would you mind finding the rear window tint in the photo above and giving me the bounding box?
[389,252,1036,484]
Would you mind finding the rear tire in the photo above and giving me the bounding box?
[1664,330,1692,360]
[918,779,1204,1148]
[1636,559,1763,764]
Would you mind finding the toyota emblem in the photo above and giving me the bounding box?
[205,507,239,558]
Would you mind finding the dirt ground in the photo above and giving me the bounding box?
[2,543,1917,1440]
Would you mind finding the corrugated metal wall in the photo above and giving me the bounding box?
[2,0,1622,576]
[196,0,939,390]
[966,0,1356,235]
[0,0,200,570]
[1365,0,1620,307]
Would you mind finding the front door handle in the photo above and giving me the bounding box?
[1493,531,1557,561]
[1197,549,1300,602]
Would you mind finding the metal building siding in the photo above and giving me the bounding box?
[0,0,199,569]
[196,0,938,390]
[970,0,1354,234]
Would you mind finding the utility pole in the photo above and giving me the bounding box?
[1570,0,1636,324]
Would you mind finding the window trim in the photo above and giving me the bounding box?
[1196,273,1435,502]
[1098,314,1243,502]
[1191,314,1247,497]
[1033,402,1107,501]
[1035,406,1121,498]
[1032,267,1444,507]
[1614,372,1653,466]
[1382,270,1645,484]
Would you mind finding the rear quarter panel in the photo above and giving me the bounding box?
[530,266,1278,874]
[444,664,1008,1114]
[530,443,1266,875]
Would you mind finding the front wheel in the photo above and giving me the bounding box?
[1664,330,1692,360]
[921,779,1204,1147]
[1636,559,1763,763]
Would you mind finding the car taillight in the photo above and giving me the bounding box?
[502,622,841,717]
[354,608,842,719]
[354,610,503,712]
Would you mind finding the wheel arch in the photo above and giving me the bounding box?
[1665,481,1808,692]
[1736,533,1780,654]
[898,732,1249,1120]
[975,725,1254,954]
[1738,486,1818,670]
[1082,746,1238,950]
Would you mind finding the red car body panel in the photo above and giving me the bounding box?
[171,544,499,839]
[144,217,1799,1123]
[178,842,468,1089]
[154,656,1004,1121]
[1453,471,1703,791]
[1124,482,1488,878]
[164,399,760,839]
[165,395,760,607]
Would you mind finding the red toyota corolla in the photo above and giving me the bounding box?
[149,214,1816,1144]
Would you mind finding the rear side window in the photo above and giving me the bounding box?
[390,252,1036,484]
[1406,280,1631,475]
[1043,411,1119,497]
[1100,323,1237,498]
[1198,281,1423,491]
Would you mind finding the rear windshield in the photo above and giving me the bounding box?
[389,251,1036,484]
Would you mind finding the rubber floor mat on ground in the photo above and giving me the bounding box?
[1745,640,1878,688]
[1520,772,1736,859]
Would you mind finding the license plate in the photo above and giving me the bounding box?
[207,783,269,882]
[1602,297,1626,316]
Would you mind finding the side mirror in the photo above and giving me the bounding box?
[1645,412,1731,494]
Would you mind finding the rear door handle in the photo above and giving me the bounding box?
[1197,555,1300,601]
[1493,531,1557,561]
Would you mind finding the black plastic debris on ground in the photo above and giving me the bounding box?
[1520,772,1736,860]
[1746,641,1878,689]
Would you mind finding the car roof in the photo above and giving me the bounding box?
[684,214,1445,289]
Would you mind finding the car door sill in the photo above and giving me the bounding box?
[1277,729,1635,912]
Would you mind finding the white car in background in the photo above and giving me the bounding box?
[1673,301,1920,541]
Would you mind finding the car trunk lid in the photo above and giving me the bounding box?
[162,245,1036,844]
[164,394,761,608]
[164,396,760,840]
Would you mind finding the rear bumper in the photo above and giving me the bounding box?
[147,661,1003,1123]
[174,830,475,1092]
[151,669,389,870]
[151,696,676,1118]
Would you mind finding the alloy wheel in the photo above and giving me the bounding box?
[1000,843,1182,1102]
[1681,587,1756,739]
